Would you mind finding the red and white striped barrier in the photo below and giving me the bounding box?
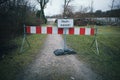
[26,26,95,35]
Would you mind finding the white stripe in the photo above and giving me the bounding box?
[41,27,47,34]
[74,27,80,35]
[31,26,36,33]
[52,27,58,34]
[85,28,90,35]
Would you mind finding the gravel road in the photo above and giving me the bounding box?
[16,34,100,80]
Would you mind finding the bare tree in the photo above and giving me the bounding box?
[79,6,89,13]
[63,0,74,18]
[113,0,120,9]
[37,0,49,24]
[90,0,94,13]
[110,0,120,10]
[111,0,115,10]
[65,5,74,18]
[74,5,90,18]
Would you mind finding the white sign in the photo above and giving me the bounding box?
[58,19,74,28]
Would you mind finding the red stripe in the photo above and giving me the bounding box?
[58,28,63,34]
[47,25,52,27]
[36,26,41,34]
[47,27,52,34]
[26,26,30,33]
[90,28,94,35]
[80,28,85,35]
[69,28,74,35]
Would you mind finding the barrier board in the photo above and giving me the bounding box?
[20,25,99,54]
[26,26,94,35]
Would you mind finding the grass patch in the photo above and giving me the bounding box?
[66,26,120,80]
[0,34,47,80]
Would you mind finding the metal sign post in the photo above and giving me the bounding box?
[63,28,67,50]
[58,18,74,51]
[54,18,76,56]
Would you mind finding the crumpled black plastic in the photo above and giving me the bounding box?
[54,48,76,56]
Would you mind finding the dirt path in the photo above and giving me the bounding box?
[17,34,100,80]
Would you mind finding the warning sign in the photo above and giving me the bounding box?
[58,19,74,28]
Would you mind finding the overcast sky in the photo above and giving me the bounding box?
[31,0,113,16]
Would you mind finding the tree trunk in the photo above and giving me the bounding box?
[39,1,47,24]
[41,9,47,24]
